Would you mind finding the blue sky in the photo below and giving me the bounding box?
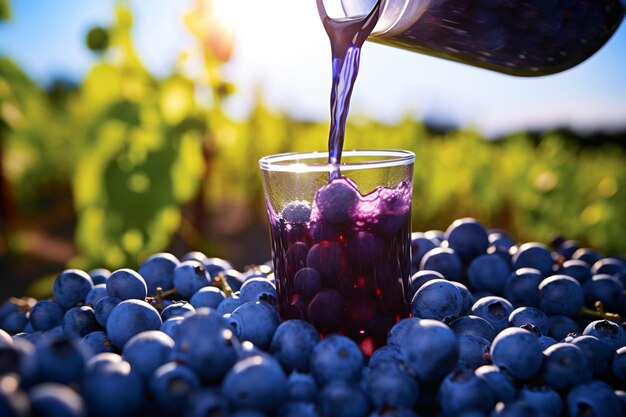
[1,0,625,137]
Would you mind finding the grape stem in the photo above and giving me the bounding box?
[212,273,233,297]
[579,301,622,322]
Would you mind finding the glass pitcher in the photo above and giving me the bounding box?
[323,0,625,76]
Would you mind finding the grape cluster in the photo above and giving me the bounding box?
[1,218,626,417]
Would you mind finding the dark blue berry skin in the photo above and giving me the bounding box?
[94,295,121,327]
[386,317,419,347]
[571,335,614,378]
[613,346,626,380]
[88,268,111,285]
[173,260,212,299]
[84,284,108,308]
[281,200,312,223]
[84,352,122,374]
[400,319,459,381]
[183,388,229,417]
[173,307,240,381]
[467,253,511,294]
[161,301,195,321]
[582,319,626,350]
[81,359,145,417]
[491,401,536,417]
[29,300,65,332]
[449,315,496,342]
[567,380,623,417]
[512,242,554,277]
[189,286,226,309]
[122,330,174,381]
[474,364,517,403]
[583,274,624,311]
[458,334,490,369]
[150,362,201,411]
[138,252,180,296]
[518,385,562,417]
[363,366,419,409]
[36,334,86,385]
[592,257,626,283]
[228,300,281,350]
[554,239,579,260]
[29,383,86,417]
[503,268,543,308]
[293,267,322,303]
[53,269,94,309]
[508,306,549,335]
[408,270,444,300]
[556,259,592,285]
[106,269,147,301]
[411,279,465,322]
[221,355,288,413]
[270,320,320,373]
[410,232,437,271]
[538,275,584,317]
[541,343,592,392]
[239,277,278,304]
[438,367,495,415]
[320,380,369,417]
[307,289,345,334]
[419,247,463,281]
[287,371,318,402]
[367,345,403,371]
[490,327,543,380]
[572,248,603,266]
[538,335,558,350]
[547,315,580,341]
[216,292,242,315]
[80,330,114,356]
[0,300,28,334]
[200,257,233,279]
[314,178,360,224]
[471,296,513,333]
[159,317,184,339]
[105,299,162,349]
[489,231,516,250]
[310,334,364,385]
[62,306,100,338]
[444,218,489,264]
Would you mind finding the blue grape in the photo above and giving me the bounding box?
[449,315,496,342]
[512,242,554,277]
[490,327,543,380]
[554,239,579,260]
[541,343,592,391]
[84,352,122,374]
[488,230,515,250]
[410,232,437,270]
[80,330,114,356]
[88,268,111,285]
[221,355,288,413]
[411,279,465,322]
[583,273,624,311]
[216,292,243,315]
[571,335,614,377]
[203,257,234,279]
[173,260,212,299]
[0,374,30,416]
[467,253,511,294]
[474,364,517,403]
[572,247,603,266]
[490,400,536,417]
[538,274,583,317]
[444,217,489,263]
[592,257,626,278]
[471,296,513,333]
[367,345,403,371]
[399,319,458,381]
[363,365,419,408]
[538,335,558,350]
[419,247,463,281]
[35,334,86,384]
[228,300,281,349]
[106,268,147,301]
[53,269,94,309]
[310,334,363,385]
[518,385,562,417]
[29,383,86,417]
[437,367,495,415]
[508,306,549,335]
[84,284,108,307]
[314,178,359,224]
[556,259,591,285]
[239,277,278,304]
[286,371,318,402]
[222,268,246,292]
[189,286,226,309]
[62,306,100,338]
[150,362,201,411]
[270,319,320,373]
[457,334,491,369]
[386,317,419,347]
[407,270,444,300]
[94,295,121,327]
[122,330,174,381]
[547,315,580,341]
[183,388,229,417]
[566,380,622,417]
[319,380,369,417]
[159,316,184,339]
[29,300,65,332]
[161,301,195,321]
[105,299,162,349]
[502,267,543,307]
[138,252,180,296]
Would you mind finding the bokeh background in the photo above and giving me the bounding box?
[1,0,625,300]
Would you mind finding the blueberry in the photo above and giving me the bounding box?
[419,247,463,281]
[410,232,437,269]
[202,257,234,279]
[88,268,111,285]
[138,252,180,295]
[556,259,592,285]
[270,319,320,373]
[189,286,226,309]
[572,248,603,266]
[408,270,444,300]
[467,253,511,294]
[53,269,94,309]
[567,380,622,417]
[80,330,114,356]
[474,364,517,403]
[62,306,100,338]
[29,300,65,332]
[512,242,554,277]
[582,319,626,350]
[94,295,121,327]
[457,334,491,369]
[106,299,162,349]
[399,319,458,381]
[591,257,626,277]
[571,335,614,377]
[386,317,419,347]
[491,400,537,417]
[488,230,515,250]
[363,365,419,409]
[541,343,592,392]
[471,296,513,333]
[444,217,489,263]
[319,380,369,417]
[161,301,195,321]
[35,334,86,384]
[554,239,579,260]
[106,268,148,301]
[281,200,312,223]
[29,383,86,417]
[538,275,583,317]
[150,362,201,411]
[216,292,243,315]
[490,327,543,380]
[239,277,278,304]
[367,344,403,371]
[221,355,288,413]
[173,260,212,299]
[449,315,497,342]
[547,315,580,341]
[538,335,558,350]
[583,274,624,311]
[508,306,549,335]
[438,367,495,415]
[122,330,174,381]
[518,385,562,417]
[228,300,281,350]
[411,278,464,322]
[503,268,543,308]
[286,371,318,402]
[84,284,108,308]
[310,334,363,385]
[183,388,229,417]
[314,178,360,224]
[159,317,184,339]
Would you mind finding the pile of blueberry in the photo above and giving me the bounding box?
[2,217,626,417]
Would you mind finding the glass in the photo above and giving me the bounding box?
[259,150,415,354]
[322,0,626,76]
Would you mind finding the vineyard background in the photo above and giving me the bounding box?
[1,2,625,300]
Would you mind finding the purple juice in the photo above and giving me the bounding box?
[269,177,412,354]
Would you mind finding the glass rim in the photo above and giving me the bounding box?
[259,149,415,173]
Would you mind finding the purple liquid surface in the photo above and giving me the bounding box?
[269,177,412,353]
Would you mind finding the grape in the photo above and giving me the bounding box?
[286,371,318,402]
[29,300,65,332]
[88,268,111,286]
[512,242,555,277]
[80,330,114,356]
[173,260,212,299]
[444,217,489,263]
[216,291,242,315]
[106,268,148,301]
[29,383,86,417]
[310,334,364,385]
[583,274,624,311]
[228,300,280,349]
[410,232,437,270]
[508,306,549,335]
[490,327,543,380]
[183,388,229,417]
[556,259,592,285]
[411,279,465,322]
[105,299,162,348]
[437,367,495,415]
[35,334,86,385]
[281,200,312,223]
[239,277,278,304]
[467,253,511,294]
[122,330,174,381]
[319,380,369,417]
[449,315,496,342]
[84,284,108,307]
[457,334,491,369]
[189,286,226,309]
[313,179,359,224]
[538,275,584,317]
[542,343,593,392]
[53,269,94,309]
[400,319,458,381]
[149,362,201,411]
[474,364,517,403]
[138,252,180,296]
[62,306,100,338]
[270,319,320,373]
[94,295,121,327]
[161,301,195,320]
[582,319,626,350]
[419,247,463,281]
[363,365,419,408]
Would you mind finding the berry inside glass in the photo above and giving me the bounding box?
[260,150,415,354]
